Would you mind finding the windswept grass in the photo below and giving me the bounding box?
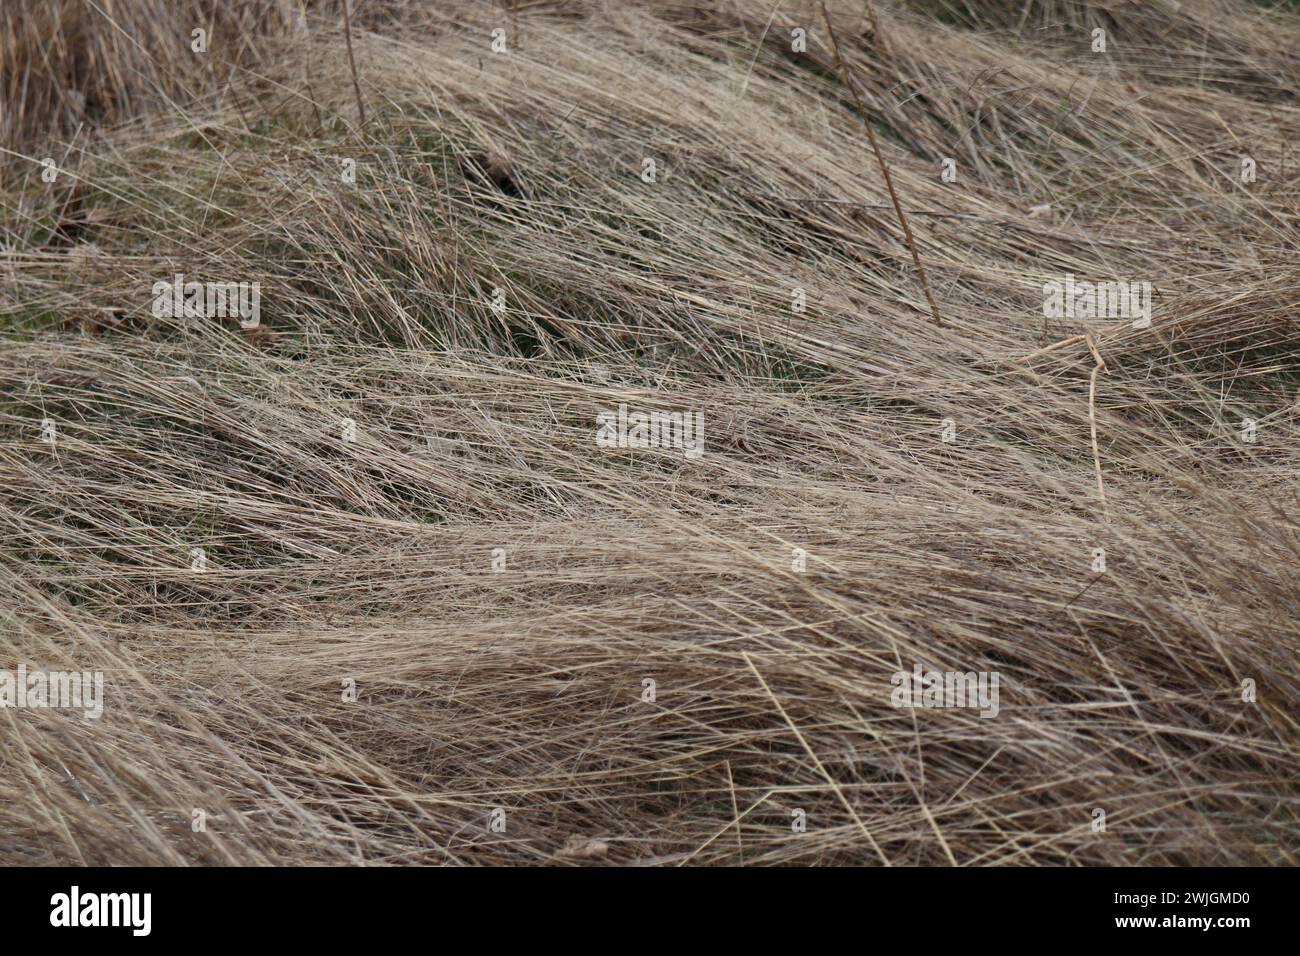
[1,0,1298,865]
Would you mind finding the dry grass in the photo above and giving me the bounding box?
[1,0,1298,865]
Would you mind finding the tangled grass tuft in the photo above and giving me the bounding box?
[1,0,1298,865]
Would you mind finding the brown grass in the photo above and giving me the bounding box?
[1,0,1298,865]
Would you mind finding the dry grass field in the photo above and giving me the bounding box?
[1,0,1298,865]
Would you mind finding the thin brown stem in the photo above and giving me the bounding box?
[820,2,944,327]
[341,0,366,127]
